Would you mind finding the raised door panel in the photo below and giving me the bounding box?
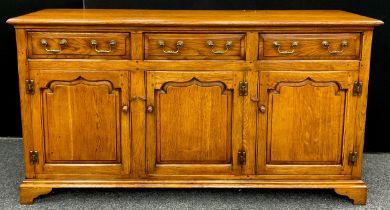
[146,71,243,176]
[158,84,232,163]
[30,71,130,176]
[44,79,119,162]
[257,71,358,175]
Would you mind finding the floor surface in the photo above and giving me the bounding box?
[0,137,389,209]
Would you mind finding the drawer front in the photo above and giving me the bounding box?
[260,33,361,60]
[28,32,130,59]
[145,34,245,60]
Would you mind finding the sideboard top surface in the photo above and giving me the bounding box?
[7,9,383,27]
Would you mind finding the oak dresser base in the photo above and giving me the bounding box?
[7,9,381,206]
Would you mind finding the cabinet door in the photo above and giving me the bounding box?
[146,71,243,176]
[30,71,130,176]
[258,71,358,175]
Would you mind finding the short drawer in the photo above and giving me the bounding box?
[260,33,361,60]
[28,32,130,59]
[145,34,245,60]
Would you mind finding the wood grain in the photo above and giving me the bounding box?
[21,178,367,187]
[43,78,119,163]
[258,71,358,175]
[28,32,130,59]
[30,71,130,175]
[158,83,231,163]
[242,32,258,175]
[258,60,360,71]
[335,187,368,205]
[19,179,367,205]
[261,33,361,60]
[19,186,52,205]
[15,29,36,179]
[268,80,345,164]
[7,9,383,27]
[352,31,373,179]
[146,71,243,176]
[145,34,245,60]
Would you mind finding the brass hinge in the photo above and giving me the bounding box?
[353,81,363,96]
[25,80,35,94]
[239,81,248,96]
[238,150,246,165]
[348,151,358,166]
[29,150,39,165]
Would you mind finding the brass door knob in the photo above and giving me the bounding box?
[259,105,266,113]
[146,105,154,113]
[122,105,129,113]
